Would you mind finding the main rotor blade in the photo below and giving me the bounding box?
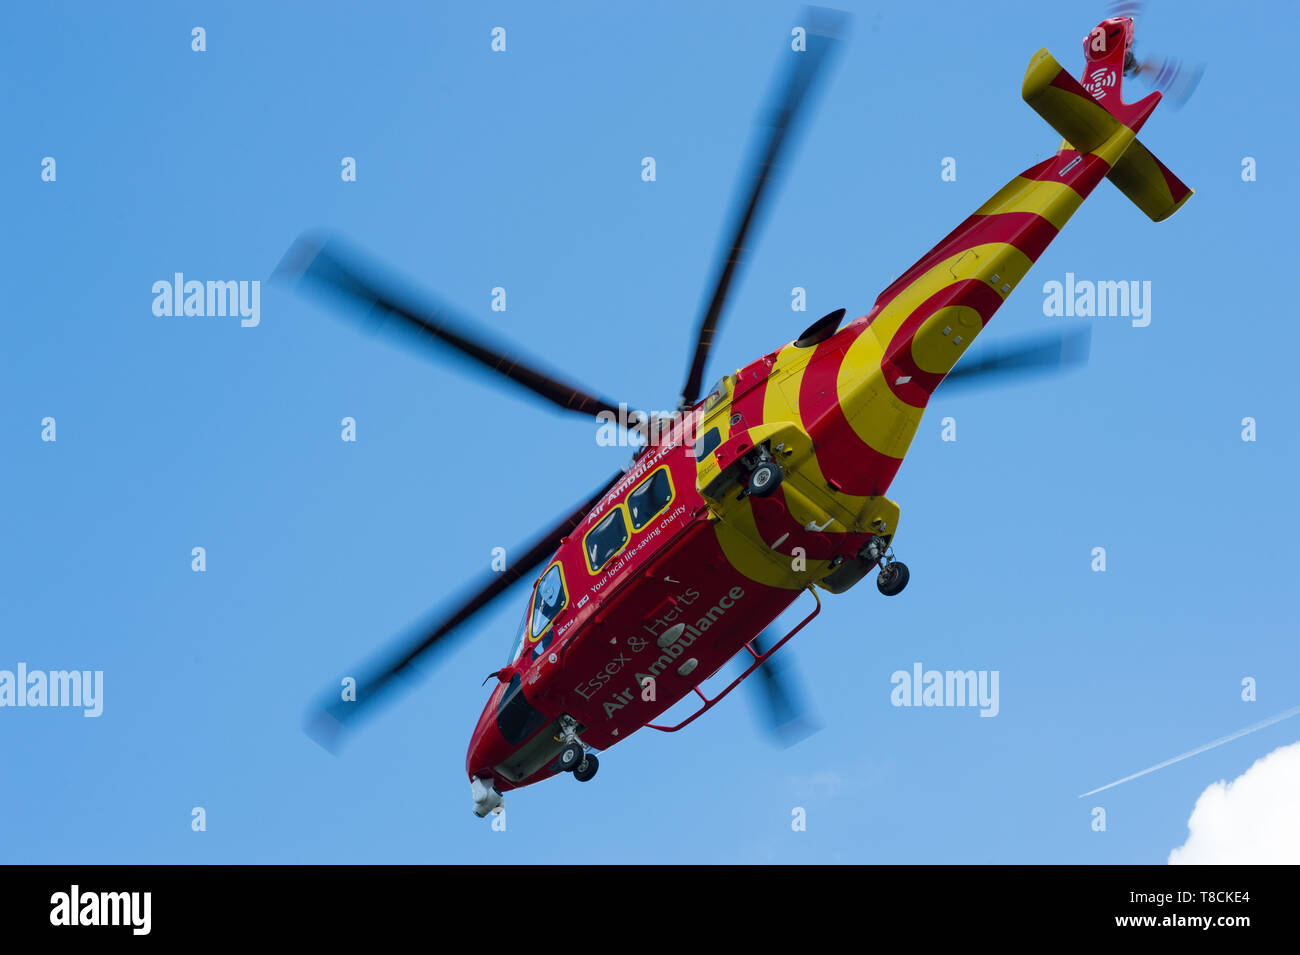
[679,8,847,408]
[277,235,631,423]
[936,327,1092,394]
[308,470,624,750]
[749,629,819,747]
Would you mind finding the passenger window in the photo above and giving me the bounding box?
[695,426,722,462]
[584,509,629,572]
[529,564,566,640]
[628,468,673,530]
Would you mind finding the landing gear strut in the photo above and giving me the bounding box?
[554,716,591,776]
[554,716,599,781]
[863,536,909,597]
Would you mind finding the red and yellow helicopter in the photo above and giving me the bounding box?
[280,9,1194,816]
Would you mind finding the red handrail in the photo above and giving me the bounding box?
[645,587,822,733]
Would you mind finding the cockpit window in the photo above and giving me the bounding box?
[509,608,553,665]
[529,563,567,640]
[584,509,629,573]
[628,468,674,530]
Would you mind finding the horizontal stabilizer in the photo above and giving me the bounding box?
[1105,137,1193,222]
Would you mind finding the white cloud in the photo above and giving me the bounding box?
[1169,740,1300,864]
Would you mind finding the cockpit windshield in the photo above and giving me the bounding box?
[508,563,568,666]
[530,564,566,637]
[508,605,530,665]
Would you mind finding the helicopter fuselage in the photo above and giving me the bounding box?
[457,14,1192,811]
[465,140,1118,794]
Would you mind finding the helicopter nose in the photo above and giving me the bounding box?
[466,735,497,781]
[466,691,509,782]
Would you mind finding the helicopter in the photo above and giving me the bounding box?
[278,8,1194,817]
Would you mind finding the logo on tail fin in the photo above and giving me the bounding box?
[1084,68,1117,99]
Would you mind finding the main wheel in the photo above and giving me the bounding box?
[876,561,909,596]
[557,742,584,773]
[573,753,599,782]
[748,461,783,498]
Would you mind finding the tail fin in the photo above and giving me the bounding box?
[1020,16,1192,221]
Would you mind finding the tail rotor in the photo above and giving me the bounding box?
[1108,0,1205,110]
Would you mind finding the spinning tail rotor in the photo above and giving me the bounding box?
[1109,0,1205,109]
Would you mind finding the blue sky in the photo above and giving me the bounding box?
[3,0,1297,863]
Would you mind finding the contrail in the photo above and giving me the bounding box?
[1078,703,1300,798]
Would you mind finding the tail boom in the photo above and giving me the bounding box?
[815,16,1193,490]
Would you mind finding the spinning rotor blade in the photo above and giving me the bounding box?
[308,471,624,749]
[1107,0,1205,109]
[277,235,630,423]
[679,8,847,408]
[936,327,1091,394]
[1129,54,1204,109]
[748,629,819,747]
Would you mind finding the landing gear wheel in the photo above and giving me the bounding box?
[573,753,599,782]
[876,561,910,596]
[557,742,584,773]
[748,461,783,498]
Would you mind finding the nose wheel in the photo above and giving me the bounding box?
[555,726,600,782]
[557,741,585,773]
[573,753,599,782]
